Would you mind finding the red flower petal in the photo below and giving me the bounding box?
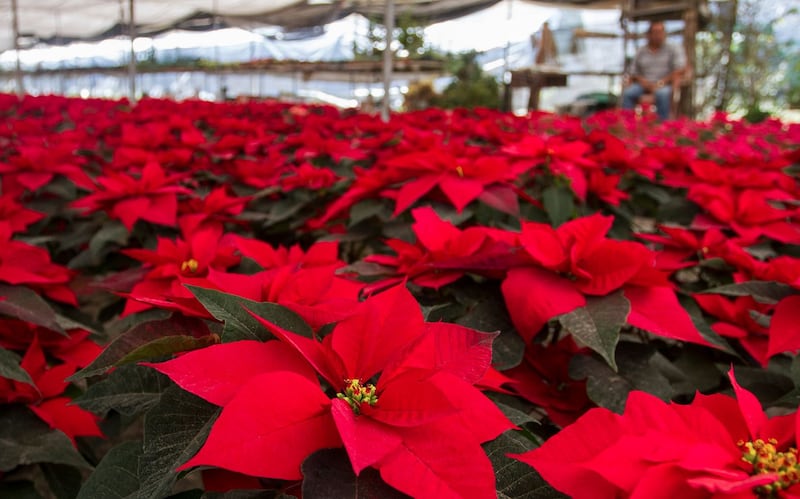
[393,176,439,216]
[388,322,496,384]
[331,398,402,475]
[768,295,800,357]
[369,369,457,427]
[143,341,317,406]
[512,408,624,499]
[180,371,339,480]
[502,267,585,343]
[625,286,710,346]
[330,285,425,382]
[30,397,103,444]
[727,368,766,439]
[378,419,497,499]
[438,176,484,213]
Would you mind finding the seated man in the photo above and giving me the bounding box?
[622,21,687,120]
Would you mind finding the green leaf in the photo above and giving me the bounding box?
[138,386,220,499]
[42,463,88,499]
[116,335,220,366]
[702,281,798,304]
[733,366,795,406]
[74,365,171,417]
[0,406,92,472]
[0,480,42,499]
[0,284,65,334]
[558,291,630,371]
[0,346,34,386]
[186,286,313,343]
[486,393,542,428]
[677,294,738,357]
[485,431,566,499]
[71,315,210,381]
[541,185,574,227]
[70,221,132,269]
[453,290,523,370]
[349,198,390,227]
[202,492,288,499]
[569,342,675,413]
[77,441,142,499]
[301,448,408,499]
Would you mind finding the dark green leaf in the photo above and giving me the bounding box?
[0,406,91,472]
[541,185,574,227]
[558,291,630,371]
[202,492,287,499]
[70,222,131,269]
[486,393,542,428]
[301,448,408,499]
[0,480,42,499]
[733,366,795,406]
[0,346,34,386]
[485,431,566,499]
[702,281,798,304]
[186,286,313,343]
[71,315,210,380]
[656,197,699,225]
[678,294,739,357]
[76,441,142,499]
[0,284,65,334]
[42,463,87,499]
[569,343,675,413]
[116,335,220,366]
[453,291,523,370]
[75,364,171,417]
[138,386,220,499]
[349,198,389,227]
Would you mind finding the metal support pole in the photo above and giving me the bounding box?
[128,0,137,101]
[10,0,24,97]
[381,0,394,122]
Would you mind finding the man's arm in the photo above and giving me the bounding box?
[658,45,687,88]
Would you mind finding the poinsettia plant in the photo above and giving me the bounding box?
[0,92,799,498]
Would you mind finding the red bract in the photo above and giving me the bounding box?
[694,294,771,365]
[71,161,192,230]
[146,285,513,498]
[381,148,518,214]
[0,139,94,196]
[501,214,708,345]
[280,163,339,192]
[363,206,518,293]
[0,337,102,444]
[178,186,250,234]
[501,135,597,200]
[514,369,800,498]
[505,336,593,427]
[120,225,240,317]
[689,185,800,244]
[0,222,76,305]
[636,225,729,271]
[0,319,101,368]
[0,193,44,233]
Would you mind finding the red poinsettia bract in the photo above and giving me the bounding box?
[0,337,102,444]
[71,160,191,230]
[514,369,800,498]
[501,213,709,345]
[145,285,514,498]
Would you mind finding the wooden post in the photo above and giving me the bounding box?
[381,0,394,122]
[10,0,24,97]
[128,0,137,101]
[682,0,697,117]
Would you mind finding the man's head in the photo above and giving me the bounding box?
[647,21,666,48]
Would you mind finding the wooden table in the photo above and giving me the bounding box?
[509,69,568,110]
